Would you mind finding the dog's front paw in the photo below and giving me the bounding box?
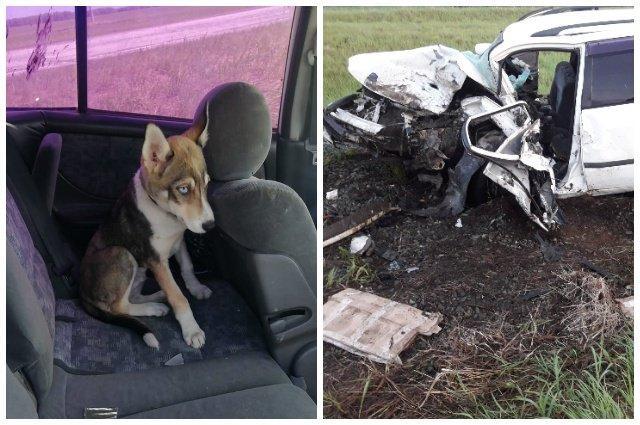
[183,325,206,349]
[185,279,213,300]
[146,302,170,316]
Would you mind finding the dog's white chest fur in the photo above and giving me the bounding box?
[134,172,186,259]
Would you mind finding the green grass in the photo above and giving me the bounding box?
[537,51,572,95]
[458,328,634,419]
[324,6,557,105]
[324,247,377,289]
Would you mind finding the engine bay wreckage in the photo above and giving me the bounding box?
[324,44,568,230]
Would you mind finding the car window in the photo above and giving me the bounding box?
[6,7,78,108]
[86,6,295,124]
[582,49,633,109]
[505,51,573,97]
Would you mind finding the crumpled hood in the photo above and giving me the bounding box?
[348,44,501,114]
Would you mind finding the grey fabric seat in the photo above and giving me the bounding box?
[53,275,267,374]
[190,83,317,399]
[6,124,316,418]
[6,188,315,418]
[548,60,576,130]
[40,353,313,418]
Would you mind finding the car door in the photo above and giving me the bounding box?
[461,97,563,231]
[579,37,634,195]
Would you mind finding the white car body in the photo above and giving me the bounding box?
[346,7,634,229]
[485,8,634,201]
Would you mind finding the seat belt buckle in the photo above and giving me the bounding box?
[84,407,118,419]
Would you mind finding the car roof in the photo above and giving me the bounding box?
[497,7,634,52]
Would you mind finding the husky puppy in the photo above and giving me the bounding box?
[79,123,214,348]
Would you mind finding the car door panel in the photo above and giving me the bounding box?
[580,104,634,194]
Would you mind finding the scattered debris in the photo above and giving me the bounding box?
[164,353,184,366]
[323,288,442,364]
[323,201,400,247]
[331,108,385,134]
[578,258,615,280]
[519,288,549,301]
[388,260,401,271]
[350,235,374,255]
[379,249,397,262]
[534,232,563,262]
[326,189,339,201]
[454,218,462,228]
[417,173,443,189]
[616,296,633,319]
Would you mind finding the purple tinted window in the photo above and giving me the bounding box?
[86,6,294,125]
[6,7,78,108]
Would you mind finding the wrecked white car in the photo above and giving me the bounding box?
[324,7,634,230]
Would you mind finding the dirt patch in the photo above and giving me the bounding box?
[323,148,633,418]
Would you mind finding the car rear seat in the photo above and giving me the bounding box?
[6,130,316,418]
[8,129,269,374]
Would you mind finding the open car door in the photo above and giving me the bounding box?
[461,97,564,230]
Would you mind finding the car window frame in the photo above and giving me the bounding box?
[581,36,633,110]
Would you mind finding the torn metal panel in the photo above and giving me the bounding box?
[481,120,562,230]
[330,108,385,135]
[348,45,469,113]
[459,99,562,229]
[460,96,524,137]
[323,288,442,364]
[489,151,548,228]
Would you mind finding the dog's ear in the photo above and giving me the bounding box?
[142,124,172,175]
[182,108,207,148]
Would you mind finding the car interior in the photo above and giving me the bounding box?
[6,6,317,419]
[504,49,579,179]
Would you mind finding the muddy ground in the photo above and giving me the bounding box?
[322,147,633,418]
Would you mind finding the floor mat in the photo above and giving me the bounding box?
[54,276,267,374]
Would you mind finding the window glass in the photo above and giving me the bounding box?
[583,50,633,108]
[86,6,295,124]
[6,7,78,108]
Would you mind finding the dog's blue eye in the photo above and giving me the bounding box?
[177,186,189,195]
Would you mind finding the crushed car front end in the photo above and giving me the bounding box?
[324,40,566,230]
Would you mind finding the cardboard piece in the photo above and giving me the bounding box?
[323,288,442,364]
[616,296,633,319]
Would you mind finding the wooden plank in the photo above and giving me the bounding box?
[323,201,399,247]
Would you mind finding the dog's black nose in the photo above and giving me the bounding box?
[202,220,215,232]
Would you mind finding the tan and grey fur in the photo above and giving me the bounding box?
[79,123,214,349]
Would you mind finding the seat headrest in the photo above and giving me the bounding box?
[193,82,272,181]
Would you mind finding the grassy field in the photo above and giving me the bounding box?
[6,7,256,50]
[323,6,568,105]
[6,17,291,122]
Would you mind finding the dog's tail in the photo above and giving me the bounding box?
[81,300,159,349]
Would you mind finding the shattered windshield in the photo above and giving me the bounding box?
[460,31,504,92]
